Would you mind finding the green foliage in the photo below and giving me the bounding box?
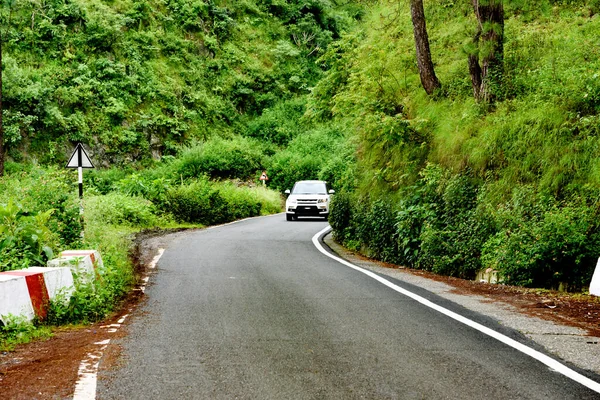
[0,167,82,247]
[88,168,134,195]
[86,193,161,227]
[267,125,345,192]
[47,225,135,325]
[481,187,600,289]
[174,136,266,180]
[165,177,282,225]
[306,1,600,290]
[357,198,399,263]
[47,263,132,325]
[244,97,307,146]
[0,317,52,352]
[2,0,358,165]
[0,201,56,271]
[328,190,355,243]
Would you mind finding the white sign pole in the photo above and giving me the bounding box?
[66,143,95,241]
[78,165,84,240]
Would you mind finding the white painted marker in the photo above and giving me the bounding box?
[312,226,600,394]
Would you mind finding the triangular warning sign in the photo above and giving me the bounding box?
[66,143,94,169]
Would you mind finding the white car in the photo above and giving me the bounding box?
[285,180,334,221]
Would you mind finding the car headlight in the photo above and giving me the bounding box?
[288,198,297,204]
[318,198,328,203]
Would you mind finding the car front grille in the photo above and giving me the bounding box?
[297,199,318,205]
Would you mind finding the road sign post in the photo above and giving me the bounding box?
[66,143,94,239]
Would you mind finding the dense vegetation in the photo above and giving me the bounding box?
[0,0,358,337]
[322,0,600,291]
[2,0,600,342]
[0,0,359,164]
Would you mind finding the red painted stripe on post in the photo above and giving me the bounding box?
[3,271,50,319]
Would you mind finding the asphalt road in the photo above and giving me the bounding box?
[97,214,600,399]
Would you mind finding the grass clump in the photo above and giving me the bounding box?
[0,317,53,352]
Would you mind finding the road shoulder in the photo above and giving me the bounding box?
[322,232,600,376]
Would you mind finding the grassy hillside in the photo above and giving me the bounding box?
[1,0,359,165]
[314,0,600,290]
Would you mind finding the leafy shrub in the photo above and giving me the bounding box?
[395,201,430,268]
[0,316,52,351]
[268,126,345,192]
[216,182,282,218]
[355,198,399,263]
[0,201,57,271]
[86,193,160,227]
[88,168,132,195]
[418,209,494,279]
[329,191,354,243]
[0,167,83,248]
[330,165,495,279]
[47,234,134,325]
[174,136,265,180]
[481,189,600,289]
[166,179,282,225]
[244,98,307,146]
[165,179,225,225]
[416,173,493,279]
[114,173,173,207]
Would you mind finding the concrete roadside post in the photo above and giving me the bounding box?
[590,257,600,296]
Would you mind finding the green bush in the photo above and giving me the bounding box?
[418,209,494,279]
[416,173,493,279]
[330,166,495,279]
[165,179,225,225]
[220,187,260,220]
[268,126,345,192]
[47,229,135,325]
[174,136,265,180]
[395,201,430,269]
[0,316,52,351]
[329,191,354,243]
[166,179,282,225]
[0,201,57,271]
[86,193,160,227]
[88,168,132,195]
[355,198,399,263]
[481,189,600,289]
[244,98,307,146]
[0,167,82,248]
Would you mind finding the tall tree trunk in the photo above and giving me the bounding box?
[0,28,4,178]
[410,0,441,95]
[469,0,504,102]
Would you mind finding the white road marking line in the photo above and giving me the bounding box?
[312,226,600,394]
[73,246,165,399]
[149,249,164,269]
[73,340,110,400]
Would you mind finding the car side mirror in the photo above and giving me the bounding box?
[329,189,335,194]
[285,190,291,194]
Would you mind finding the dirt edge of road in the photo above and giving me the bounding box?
[0,228,192,400]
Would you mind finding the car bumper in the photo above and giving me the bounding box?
[286,205,329,216]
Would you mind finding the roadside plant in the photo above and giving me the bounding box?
[0,315,52,351]
[0,200,56,271]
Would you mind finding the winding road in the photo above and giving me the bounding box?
[96,214,600,399]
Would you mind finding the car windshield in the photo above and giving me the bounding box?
[292,182,327,195]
